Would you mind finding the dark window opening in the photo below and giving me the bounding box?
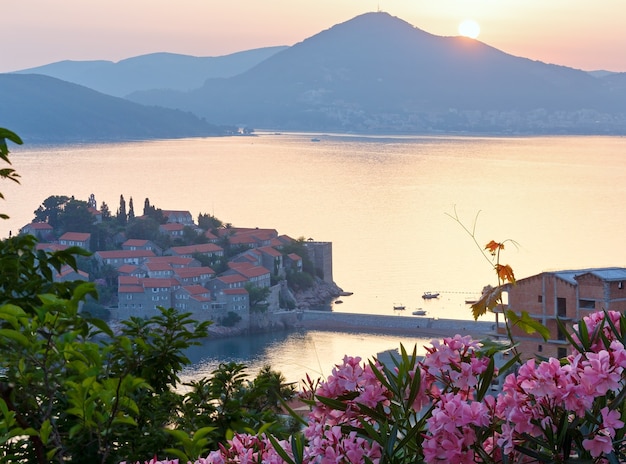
[558,347,567,359]
[557,297,567,317]
[538,295,543,303]
[579,299,595,309]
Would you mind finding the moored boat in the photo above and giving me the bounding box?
[422,292,440,299]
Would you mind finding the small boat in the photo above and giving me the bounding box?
[412,309,427,316]
[335,299,343,304]
[422,292,440,300]
[393,304,406,311]
[311,138,321,142]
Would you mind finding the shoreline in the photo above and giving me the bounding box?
[295,310,497,340]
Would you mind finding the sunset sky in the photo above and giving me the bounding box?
[3,0,625,73]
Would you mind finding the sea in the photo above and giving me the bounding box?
[4,132,626,385]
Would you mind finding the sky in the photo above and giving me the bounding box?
[3,0,625,74]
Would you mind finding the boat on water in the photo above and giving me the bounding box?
[422,292,440,299]
[412,309,427,316]
[393,304,406,311]
[335,299,343,304]
[311,138,321,142]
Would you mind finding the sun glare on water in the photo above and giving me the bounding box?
[458,19,480,39]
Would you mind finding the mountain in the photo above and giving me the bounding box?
[0,73,230,143]
[13,47,288,97]
[128,12,626,135]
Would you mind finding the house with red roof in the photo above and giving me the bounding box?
[285,253,303,272]
[145,256,200,268]
[167,243,224,259]
[173,266,215,286]
[116,277,180,319]
[162,210,194,226]
[95,249,156,268]
[54,265,89,283]
[227,262,271,288]
[59,232,91,251]
[143,262,175,279]
[173,285,212,313]
[159,223,185,238]
[19,222,54,240]
[257,246,283,275]
[122,238,162,255]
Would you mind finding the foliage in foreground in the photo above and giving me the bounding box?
[130,309,626,463]
[0,129,297,463]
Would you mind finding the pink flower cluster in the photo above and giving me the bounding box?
[125,310,626,464]
[495,311,626,460]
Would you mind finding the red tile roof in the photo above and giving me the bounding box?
[118,285,145,293]
[59,232,91,242]
[146,256,195,266]
[169,243,223,255]
[36,243,68,252]
[174,267,215,278]
[145,262,173,271]
[118,264,140,274]
[97,250,156,259]
[223,288,248,295]
[142,278,179,288]
[159,223,185,231]
[123,239,149,247]
[26,222,53,230]
[217,274,248,284]
[258,246,282,257]
[119,276,140,286]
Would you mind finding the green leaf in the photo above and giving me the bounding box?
[0,328,30,347]
[268,433,297,464]
[507,310,550,341]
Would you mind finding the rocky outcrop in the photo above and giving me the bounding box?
[293,278,343,310]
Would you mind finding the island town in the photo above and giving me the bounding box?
[18,194,343,337]
[16,194,626,362]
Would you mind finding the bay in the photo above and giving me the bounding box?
[3,133,626,382]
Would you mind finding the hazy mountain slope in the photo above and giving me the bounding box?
[13,47,288,97]
[128,12,626,134]
[0,73,227,143]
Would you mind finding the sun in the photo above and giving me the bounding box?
[458,19,481,39]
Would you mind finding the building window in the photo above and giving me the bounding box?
[579,299,595,309]
[557,297,567,318]
[620,281,624,289]
[538,345,543,352]
[558,347,567,358]
[538,295,543,303]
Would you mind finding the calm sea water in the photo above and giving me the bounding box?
[4,133,626,383]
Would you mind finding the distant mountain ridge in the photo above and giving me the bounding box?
[0,74,228,143]
[125,12,626,135]
[13,46,288,97]
[7,12,626,138]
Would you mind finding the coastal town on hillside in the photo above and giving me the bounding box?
[19,195,341,335]
[16,194,626,361]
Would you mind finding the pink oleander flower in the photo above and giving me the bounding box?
[572,310,622,353]
[423,392,493,464]
[204,433,292,464]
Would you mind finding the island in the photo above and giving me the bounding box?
[19,193,343,337]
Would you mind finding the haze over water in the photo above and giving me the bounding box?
[5,133,626,321]
[5,132,626,382]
